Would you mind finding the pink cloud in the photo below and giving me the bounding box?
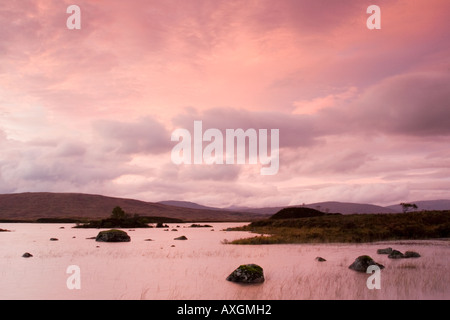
[1,0,450,206]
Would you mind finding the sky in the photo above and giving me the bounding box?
[1,0,450,208]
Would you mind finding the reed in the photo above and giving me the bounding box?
[229,211,450,244]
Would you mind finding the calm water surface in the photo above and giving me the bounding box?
[0,223,449,300]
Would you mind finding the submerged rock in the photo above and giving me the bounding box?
[349,255,384,272]
[95,229,131,242]
[388,250,405,259]
[226,264,265,284]
[404,251,421,258]
[189,224,213,228]
[377,247,393,254]
[315,256,326,262]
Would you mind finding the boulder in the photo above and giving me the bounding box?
[22,252,33,258]
[404,251,421,258]
[388,250,405,259]
[50,238,59,241]
[226,264,265,284]
[174,235,188,240]
[377,247,393,254]
[348,255,384,272]
[95,229,131,242]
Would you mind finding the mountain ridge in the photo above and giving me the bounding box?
[173,200,450,215]
[222,201,398,215]
[1,192,449,221]
[0,192,263,222]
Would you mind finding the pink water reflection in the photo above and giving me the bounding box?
[0,223,448,300]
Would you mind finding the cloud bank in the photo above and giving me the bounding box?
[1,0,450,207]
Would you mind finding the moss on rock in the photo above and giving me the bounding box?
[226,264,265,283]
[96,229,131,242]
[349,255,384,272]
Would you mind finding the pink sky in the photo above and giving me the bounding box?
[1,0,450,208]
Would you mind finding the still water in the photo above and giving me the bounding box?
[0,223,448,300]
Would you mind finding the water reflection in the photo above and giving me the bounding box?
[0,223,448,300]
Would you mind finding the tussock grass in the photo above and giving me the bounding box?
[229,211,450,244]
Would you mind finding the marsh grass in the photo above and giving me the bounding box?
[229,211,450,244]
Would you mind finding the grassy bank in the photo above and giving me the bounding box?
[228,210,450,244]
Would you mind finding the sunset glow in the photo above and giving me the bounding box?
[1,0,449,207]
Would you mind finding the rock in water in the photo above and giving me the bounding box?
[404,251,421,258]
[226,264,265,283]
[348,255,384,272]
[174,235,188,240]
[95,229,131,242]
[315,256,326,262]
[388,250,405,259]
[377,247,393,254]
[405,251,420,258]
[22,252,33,258]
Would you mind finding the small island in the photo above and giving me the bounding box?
[227,207,450,244]
[73,206,181,229]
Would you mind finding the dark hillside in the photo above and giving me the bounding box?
[270,207,327,219]
[0,192,264,222]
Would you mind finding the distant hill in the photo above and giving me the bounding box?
[0,192,264,222]
[157,200,219,211]
[2,193,448,223]
[223,205,281,215]
[386,200,450,212]
[306,201,399,214]
[225,201,398,215]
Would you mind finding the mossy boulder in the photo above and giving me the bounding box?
[226,264,265,283]
[95,229,131,242]
[348,255,384,272]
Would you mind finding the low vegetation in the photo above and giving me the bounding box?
[228,210,450,244]
[74,206,183,228]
